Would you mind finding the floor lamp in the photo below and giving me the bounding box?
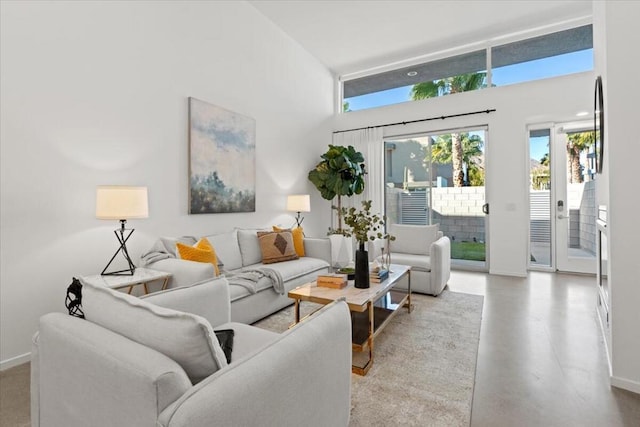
[96,186,149,276]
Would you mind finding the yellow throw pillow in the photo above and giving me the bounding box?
[257,230,299,264]
[176,238,220,276]
[273,226,305,257]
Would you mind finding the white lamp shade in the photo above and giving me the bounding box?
[96,186,149,220]
[286,194,310,212]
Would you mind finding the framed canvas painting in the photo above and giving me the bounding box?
[188,97,256,213]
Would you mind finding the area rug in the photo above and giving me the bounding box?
[253,289,484,426]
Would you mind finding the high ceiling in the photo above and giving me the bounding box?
[249,0,593,75]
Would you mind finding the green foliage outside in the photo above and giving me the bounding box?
[190,172,255,213]
[450,241,486,261]
[451,241,536,262]
[566,131,594,183]
[530,131,594,189]
[411,72,487,187]
[430,133,485,186]
[410,72,487,99]
[467,165,485,186]
[531,151,551,190]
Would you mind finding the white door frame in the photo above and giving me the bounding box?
[527,123,556,272]
[554,121,597,274]
[385,125,490,272]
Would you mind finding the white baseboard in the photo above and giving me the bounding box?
[595,310,613,376]
[611,375,640,395]
[0,352,31,371]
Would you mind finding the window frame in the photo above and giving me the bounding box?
[339,17,592,113]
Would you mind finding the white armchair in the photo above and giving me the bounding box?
[374,224,451,296]
[31,278,352,427]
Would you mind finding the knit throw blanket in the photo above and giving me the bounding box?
[226,267,284,295]
[140,236,197,265]
[140,238,285,295]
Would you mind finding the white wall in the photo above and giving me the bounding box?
[0,1,333,367]
[334,72,593,277]
[599,0,640,394]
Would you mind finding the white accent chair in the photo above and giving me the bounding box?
[374,224,451,296]
[31,277,352,427]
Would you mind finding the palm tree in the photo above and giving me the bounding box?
[410,72,486,99]
[430,133,484,185]
[566,131,594,183]
[411,72,486,187]
[540,152,550,166]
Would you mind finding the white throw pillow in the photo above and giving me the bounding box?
[205,229,243,271]
[389,224,440,255]
[237,228,267,266]
[81,280,228,384]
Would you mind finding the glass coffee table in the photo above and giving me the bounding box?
[288,264,411,375]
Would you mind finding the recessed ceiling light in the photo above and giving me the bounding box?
[407,71,418,77]
[576,111,589,117]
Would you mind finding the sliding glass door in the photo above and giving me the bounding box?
[384,126,488,270]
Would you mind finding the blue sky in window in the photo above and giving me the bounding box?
[492,49,593,86]
[345,86,413,111]
[530,136,550,165]
[344,49,593,112]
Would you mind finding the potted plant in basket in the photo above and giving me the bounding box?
[308,145,366,268]
[339,200,394,289]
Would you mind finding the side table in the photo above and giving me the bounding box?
[80,267,171,295]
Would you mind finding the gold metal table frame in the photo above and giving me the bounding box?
[288,265,411,375]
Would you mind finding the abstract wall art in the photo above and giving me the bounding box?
[188,97,256,214]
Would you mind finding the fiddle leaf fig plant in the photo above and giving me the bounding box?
[308,144,366,232]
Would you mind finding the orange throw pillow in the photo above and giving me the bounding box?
[273,226,305,257]
[176,237,220,276]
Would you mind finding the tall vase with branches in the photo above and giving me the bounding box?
[340,200,394,288]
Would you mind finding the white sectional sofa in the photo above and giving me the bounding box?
[142,229,331,324]
[31,277,352,427]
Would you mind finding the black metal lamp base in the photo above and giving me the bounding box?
[101,220,137,276]
[292,211,305,228]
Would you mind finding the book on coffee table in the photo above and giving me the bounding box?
[370,268,389,283]
[316,273,348,289]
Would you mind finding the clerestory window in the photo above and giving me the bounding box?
[491,24,592,86]
[342,24,593,113]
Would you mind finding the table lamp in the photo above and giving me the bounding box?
[96,185,149,276]
[286,194,310,228]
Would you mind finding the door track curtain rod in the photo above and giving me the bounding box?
[333,108,496,134]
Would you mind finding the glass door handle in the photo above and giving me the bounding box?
[557,213,569,219]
